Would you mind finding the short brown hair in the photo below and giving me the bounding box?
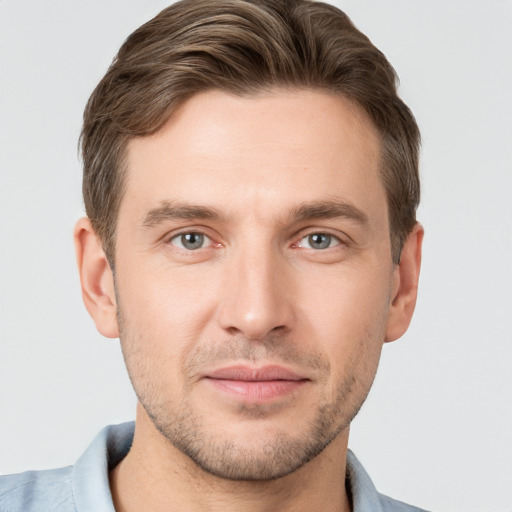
[81,0,420,265]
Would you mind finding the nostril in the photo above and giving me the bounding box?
[225,326,243,336]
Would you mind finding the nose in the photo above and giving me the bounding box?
[217,244,293,340]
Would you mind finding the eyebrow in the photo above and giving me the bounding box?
[141,198,369,228]
[291,200,369,225]
[141,201,223,228]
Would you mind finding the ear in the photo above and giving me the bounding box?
[74,217,119,338]
[385,222,424,343]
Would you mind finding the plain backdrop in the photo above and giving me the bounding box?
[1,1,511,511]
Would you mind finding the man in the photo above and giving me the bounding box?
[0,0,426,510]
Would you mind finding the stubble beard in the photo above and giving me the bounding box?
[142,372,362,481]
[117,309,377,482]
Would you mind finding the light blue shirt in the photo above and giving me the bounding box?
[0,422,429,511]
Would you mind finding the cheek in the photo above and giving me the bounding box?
[117,259,220,337]
[296,263,391,373]
[299,259,391,327]
[115,260,227,398]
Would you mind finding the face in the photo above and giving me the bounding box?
[114,90,397,480]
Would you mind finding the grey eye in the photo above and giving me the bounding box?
[308,233,331,249]
[299,233,340,250]
[171,232,207,250]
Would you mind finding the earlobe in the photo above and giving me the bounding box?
[74,217,119,338]
[385,223,424,343]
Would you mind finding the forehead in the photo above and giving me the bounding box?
[122,89,385,225]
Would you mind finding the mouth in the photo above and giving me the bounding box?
[203,365,310,402]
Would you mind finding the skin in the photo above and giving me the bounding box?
[75,89,423,512]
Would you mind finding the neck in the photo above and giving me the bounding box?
[110,406,351,512]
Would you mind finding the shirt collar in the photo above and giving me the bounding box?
[72,422,133,512]
[72,422,384,512]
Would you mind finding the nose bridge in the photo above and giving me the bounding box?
[218,236,291,339]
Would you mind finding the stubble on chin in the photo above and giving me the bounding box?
[137,348,367,481]
[117,307,376,482]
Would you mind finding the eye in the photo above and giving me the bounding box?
[170,232,211,250]
[298,233,341,250]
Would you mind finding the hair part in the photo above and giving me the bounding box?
[80,0,420,266]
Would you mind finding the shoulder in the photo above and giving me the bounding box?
[0,422,134,512]
[346,450,431,512]
[378,493,431,512]
[0,466,75,512]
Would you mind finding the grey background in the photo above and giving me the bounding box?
[1,1,511,510]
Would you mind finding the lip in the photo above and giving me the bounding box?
[207,365,306,381]
[203,365,309,402]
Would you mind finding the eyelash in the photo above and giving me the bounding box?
[294,232,343,250]
[165,229,346,252]
[167,230,216,251]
